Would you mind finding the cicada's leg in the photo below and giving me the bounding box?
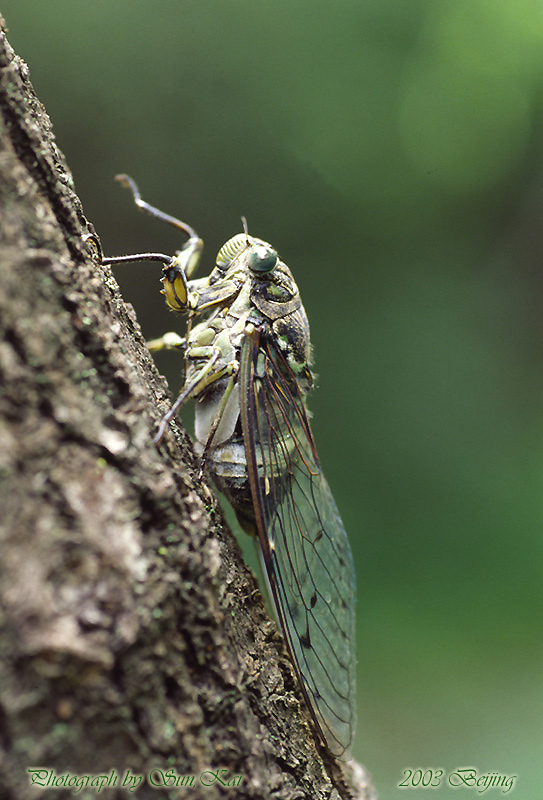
[147,332,186,352]
[196,371,238,480]
[82,232,103,261]
[154,345,237,444]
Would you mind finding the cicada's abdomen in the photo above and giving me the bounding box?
[194,390,256,533]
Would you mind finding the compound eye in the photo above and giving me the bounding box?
[249,246,277,273]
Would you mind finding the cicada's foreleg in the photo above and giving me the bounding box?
[147,331,186,352]
[147,302,229,357]
[154,345,237,444]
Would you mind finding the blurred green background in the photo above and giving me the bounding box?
[4,1,541,796]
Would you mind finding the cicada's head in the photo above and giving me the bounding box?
[215,230,278,278]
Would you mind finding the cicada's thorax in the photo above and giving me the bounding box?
[186,239,313,532]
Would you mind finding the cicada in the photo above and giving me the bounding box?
[103,175,357,756]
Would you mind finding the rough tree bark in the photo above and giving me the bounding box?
[0,20,377,800]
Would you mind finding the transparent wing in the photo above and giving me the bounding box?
[240,326,356,756]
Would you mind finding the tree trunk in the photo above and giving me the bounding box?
[0,19,377,800]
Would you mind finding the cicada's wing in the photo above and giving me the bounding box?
[240,326,356,756]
